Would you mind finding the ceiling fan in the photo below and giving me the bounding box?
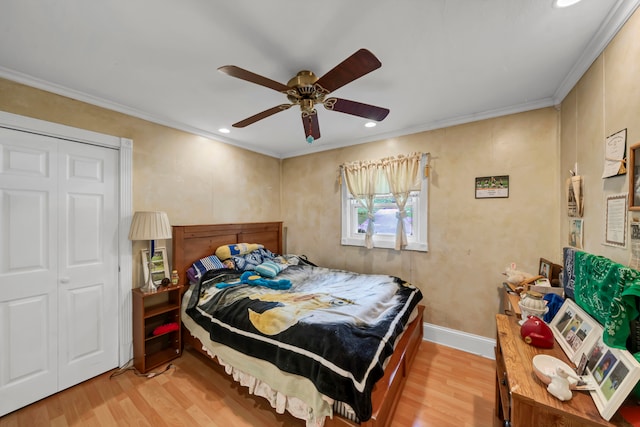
[218,49,390,143]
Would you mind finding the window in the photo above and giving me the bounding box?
[341,153,428,251]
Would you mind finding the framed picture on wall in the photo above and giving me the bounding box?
[569,218,584,249]
[475,175,509,199]
[142,247,170,286]
[629,142,640,210]
[604,193,627,248]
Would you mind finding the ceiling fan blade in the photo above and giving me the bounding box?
[232,104,292,128]
[314,49,382,94]
[302,112,320,141]
[218,65,291,93]
[324,98,389,121]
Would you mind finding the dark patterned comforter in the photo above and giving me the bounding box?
[185,264,423,421]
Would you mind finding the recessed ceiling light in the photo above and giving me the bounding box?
[364,122,376,128]
[219,128,230,134]
[552,0,582,8]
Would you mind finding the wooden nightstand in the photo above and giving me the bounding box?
[495,314,630,426]
[132,285,183,373]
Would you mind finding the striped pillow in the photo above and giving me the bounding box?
[192,255,225,279]
[255,260,286,278]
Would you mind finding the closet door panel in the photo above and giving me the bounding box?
[64,283,103,361]
[57,141,118,390]
[3,295,51,378]
[0,130,58,416]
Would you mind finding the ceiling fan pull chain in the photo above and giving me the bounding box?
[306,116,314,144]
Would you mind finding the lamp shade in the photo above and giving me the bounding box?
[128,211,172,241]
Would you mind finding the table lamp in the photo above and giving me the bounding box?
[128,211,172,293]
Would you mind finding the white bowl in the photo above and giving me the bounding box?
[532,354,579,389]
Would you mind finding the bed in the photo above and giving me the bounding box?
[172,222,425,427]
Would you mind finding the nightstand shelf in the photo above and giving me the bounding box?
[132,285,183,374]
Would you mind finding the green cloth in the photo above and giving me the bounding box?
[573,251,640,350]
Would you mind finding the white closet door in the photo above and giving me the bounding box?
[0,129,59,415]
[0,128,119,415]
[57,140,118,390]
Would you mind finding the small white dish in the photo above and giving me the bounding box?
[532,354,579,389]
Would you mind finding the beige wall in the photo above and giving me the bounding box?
[560,7,640,266]
[0,78,561,339]
[0,79,282,285]
[282,107,560,338]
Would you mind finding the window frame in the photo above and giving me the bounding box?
[340,154,428,251]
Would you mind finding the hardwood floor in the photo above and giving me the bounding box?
[0,341,497,427]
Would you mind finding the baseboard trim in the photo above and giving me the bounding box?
[423,322,496,360]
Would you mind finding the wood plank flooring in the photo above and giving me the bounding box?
[0,341,497,427]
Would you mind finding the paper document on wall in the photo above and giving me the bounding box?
[602,129,627,178]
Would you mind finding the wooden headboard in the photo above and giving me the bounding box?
[172,222,283,288]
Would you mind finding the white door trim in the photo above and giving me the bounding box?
[0,111,133,366]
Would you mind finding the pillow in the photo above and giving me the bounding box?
[186,266,198,283]
[231,248,276,272]
[191,254,225,279]
[215,243,263,260]
[255,260,287,278]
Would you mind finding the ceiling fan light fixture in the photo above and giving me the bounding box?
[364,122,376,128]
[552,0,583,8]
[219,128,230,133]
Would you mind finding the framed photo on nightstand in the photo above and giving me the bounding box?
[142,247,170,286]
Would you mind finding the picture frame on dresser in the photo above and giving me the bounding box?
[549,299,599,364]
[582,334,640,421]
[550,299,640,421]
[538,258,562,282]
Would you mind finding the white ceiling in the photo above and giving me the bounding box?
[1,0,639,158]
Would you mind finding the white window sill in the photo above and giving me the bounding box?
[341,236,428,252]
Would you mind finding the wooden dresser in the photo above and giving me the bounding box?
[495,314,631,426]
